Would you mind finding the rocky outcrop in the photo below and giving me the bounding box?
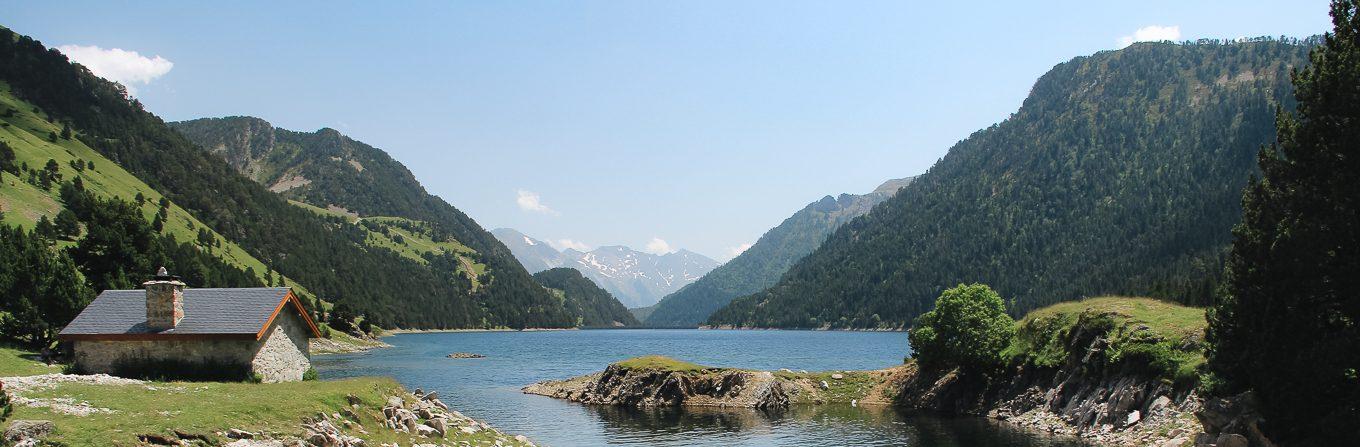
[524,364,790,409]
[1192,392,1273,447]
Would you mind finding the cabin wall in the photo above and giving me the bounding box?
[250,311,312,382]
[71,338,257,377]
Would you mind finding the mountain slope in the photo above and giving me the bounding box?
[169,115,578,326]
[0,26,574,329]
[708,38,1314,329]
[493,229,720,308]
[643,177,914,327]
[532,268,640,327]
[490,228,569,273]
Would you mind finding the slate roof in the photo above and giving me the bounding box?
[59,287,320,340]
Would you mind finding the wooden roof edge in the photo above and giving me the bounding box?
[256,288,323,340]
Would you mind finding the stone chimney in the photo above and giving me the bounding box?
[144,267,186,330]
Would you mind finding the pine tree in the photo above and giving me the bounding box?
[1206,1,1360,442]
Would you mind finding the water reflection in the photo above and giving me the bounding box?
[316,330,1087,446]
[576,403,1087,447]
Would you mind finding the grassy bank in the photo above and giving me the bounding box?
[0,347,531,446]
[1004,296,1207,383]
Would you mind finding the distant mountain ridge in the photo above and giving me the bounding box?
[643,177,915,327]
[492,228,719,308]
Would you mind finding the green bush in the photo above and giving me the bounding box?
[909,283,1015,372]
[302,367,318,381]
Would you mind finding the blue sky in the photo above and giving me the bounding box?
[6,1,1332,260]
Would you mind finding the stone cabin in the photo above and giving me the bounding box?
[58,268,321,382]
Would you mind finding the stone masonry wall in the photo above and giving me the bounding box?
[72,311,313,382]
[72,338,256,374]
[250,311,311,382]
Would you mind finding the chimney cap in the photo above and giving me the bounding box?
[151,266,181,282]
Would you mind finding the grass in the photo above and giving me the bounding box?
[288,199,358,223]
[612,355,709,372]
[0,345,530,446]
[1019,296,1208,340]
[774,370,881,404]
[0,344,62,377]
[1004,296,1207,384]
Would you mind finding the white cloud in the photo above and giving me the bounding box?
[645,237,674,255]
[1117,25,1181,48]
[516,190,558,215]
[727,243,754,258]
[56,45,173,95]
[552,239,591,252]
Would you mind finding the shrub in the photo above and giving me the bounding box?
[908,283,1015,373]
[302,367,318,381]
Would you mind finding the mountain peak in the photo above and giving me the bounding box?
[493,229,719,308]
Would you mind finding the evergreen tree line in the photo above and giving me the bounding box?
[708,38,1315,329]
[0,26,575,330]
[0,180,262,347]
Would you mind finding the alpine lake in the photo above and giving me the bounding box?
[315,329,1089,447]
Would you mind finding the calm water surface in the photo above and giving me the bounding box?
[315,329,1086,447]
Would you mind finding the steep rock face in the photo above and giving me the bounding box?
[523,364,790,409]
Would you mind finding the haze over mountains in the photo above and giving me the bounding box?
[492,228,719,308]
[643,176,915,327]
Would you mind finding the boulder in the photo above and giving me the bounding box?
[3,420,54,444]
[1215,433,1249,447]
[1124,410,1141,427]
[415,423,438,438]
[227,429,256,439]
[428,417,448,436]
[831,373,844,380]
[1149,395,1172,415]
[820,380,829,390]
[385,396,404,409]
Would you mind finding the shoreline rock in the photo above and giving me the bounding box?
[523,364,789,409]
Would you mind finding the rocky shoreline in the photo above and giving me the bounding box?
[524,360,1203,447]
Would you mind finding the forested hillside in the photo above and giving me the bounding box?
[644,177,913,327]
[709,38,1314,329]
[532,268,640,327]
[0,26,575,330]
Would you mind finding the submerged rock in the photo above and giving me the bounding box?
[446,352,486,359]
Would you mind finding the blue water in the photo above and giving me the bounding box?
[315,329,1086,447]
